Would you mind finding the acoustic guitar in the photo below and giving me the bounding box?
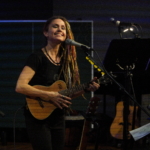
[110,100,139,139]
[77,97,100,150]
[26,79,101,120]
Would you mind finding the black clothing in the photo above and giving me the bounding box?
[24,108,65,150]
[24,49,65,150]
[26,49,63,86]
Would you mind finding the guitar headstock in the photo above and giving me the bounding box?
[86,97,101,115]
[99,75,112,85]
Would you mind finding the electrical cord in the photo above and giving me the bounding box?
[13,106,24,150]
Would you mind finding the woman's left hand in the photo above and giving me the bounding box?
[87,77,100,92]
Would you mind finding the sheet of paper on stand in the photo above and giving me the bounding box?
[129,123,150,141]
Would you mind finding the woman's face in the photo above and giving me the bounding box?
[44,19,67,43]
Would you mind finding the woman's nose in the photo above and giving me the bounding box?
[57,27,62,31]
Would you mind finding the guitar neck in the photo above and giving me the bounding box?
[59,83,89,97]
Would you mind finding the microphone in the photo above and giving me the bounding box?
[110,18,134,26]
[65,39,93,51]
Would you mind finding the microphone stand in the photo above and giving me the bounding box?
[82,46,150,150]
[117,64,135,150]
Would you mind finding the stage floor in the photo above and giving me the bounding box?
[0,143,120,150]
[0,142,149,150]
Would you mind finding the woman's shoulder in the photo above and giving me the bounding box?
[26,49,44,62]
[28,49,45,59]
[25,49,45,69]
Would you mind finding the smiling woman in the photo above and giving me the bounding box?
[42,19,66,65]
[15,16,100,150]
[43,19,67,45]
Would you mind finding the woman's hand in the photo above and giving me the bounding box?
[86,77,100,92]
[45,91,72,109]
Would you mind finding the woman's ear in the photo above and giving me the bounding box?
[43,31,48,37]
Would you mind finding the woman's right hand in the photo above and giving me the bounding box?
[45,91,72,109]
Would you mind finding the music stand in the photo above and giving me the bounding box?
[103,38,150,74]
[103,38,150,150]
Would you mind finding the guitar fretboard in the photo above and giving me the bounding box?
[59,83,89,97]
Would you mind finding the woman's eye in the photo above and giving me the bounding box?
[61,27,66,30]
[53,25,58,28]
[52,25,66,30]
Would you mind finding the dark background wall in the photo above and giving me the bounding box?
[0,0,53,20]
[0,0,150,130]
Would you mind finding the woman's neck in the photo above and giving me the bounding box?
[46,42,61,56]
[43,45,61,65]
[45,46,59,56]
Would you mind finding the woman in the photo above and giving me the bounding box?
[15,16,100,150]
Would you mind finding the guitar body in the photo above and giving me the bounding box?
[26,80,67,120]
[78,119,91,150]
[110,101,138,139]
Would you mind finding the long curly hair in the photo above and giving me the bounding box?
[43,16,80,88]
